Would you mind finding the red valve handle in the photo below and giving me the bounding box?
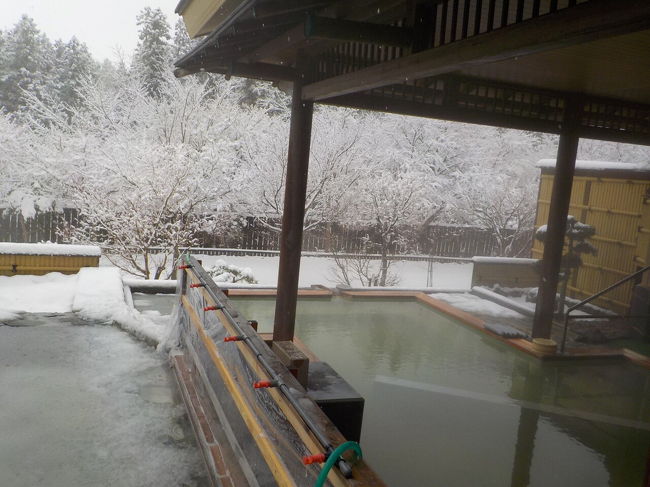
[203,306,222,311]
[189,283,204,288]
[224,335,243,342]
[177,265,191,269]
[302,453,327,465]
[253,380,277,389]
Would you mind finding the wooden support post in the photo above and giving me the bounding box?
[273,80,314,342]
[532,100,580,339]
[272,341,310,388]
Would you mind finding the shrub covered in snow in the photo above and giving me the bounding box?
[206,260,257,284]
[535,215,597,315]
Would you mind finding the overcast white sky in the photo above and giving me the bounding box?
[1,0,181,62]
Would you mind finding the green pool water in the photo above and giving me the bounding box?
[229,296,650,487]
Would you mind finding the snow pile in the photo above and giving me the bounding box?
[472,256,538,265]
[537,159,650,172]
[0,242,101,256]
[0,272,78,314]
[0,309,22,321]
[431,292,527,319]
[0,268,168,344]
[471,286,535,317]
[72,268,164,344]
[123,278,177,291]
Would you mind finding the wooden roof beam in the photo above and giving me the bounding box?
[323,92,650,146]
[323,93,562,134]
[243,0,406,64]
[305,15,414,47]
[174,62,296,82]
[252,0,332,19]
[302,0,650,101]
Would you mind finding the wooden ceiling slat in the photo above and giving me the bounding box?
[301,0,650,101]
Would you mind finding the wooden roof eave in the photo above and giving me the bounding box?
[174,61,297,82]
[243,0,409,65]
[175,0,409,71]
[174,0,650,145]
[300,0,650,101]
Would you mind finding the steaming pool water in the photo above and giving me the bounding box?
[229,295,650,487]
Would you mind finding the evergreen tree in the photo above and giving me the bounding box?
[53,36,97,109]
[535,216,597,316]
[172,18,195,59]
[0,15,54,114]
[133,7,172,97]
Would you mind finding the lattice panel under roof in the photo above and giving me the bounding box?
[176,0,650,145]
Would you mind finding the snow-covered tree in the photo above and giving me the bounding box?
[19,71,240,277]
[206,260,257,284]
[133,7,172,98]
[52,37,97,110]
[172,18,195,59]
[237,106,365,232]
[0,15,55,114]
[0,111,58,216]
[450,170,537,256]
[334,162,429,286]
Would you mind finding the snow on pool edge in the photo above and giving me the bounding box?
[73,267,165,345]
[0,269,166,345]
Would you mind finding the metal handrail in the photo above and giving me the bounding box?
[560,265,650,353]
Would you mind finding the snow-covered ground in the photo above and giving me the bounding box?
[106,254,473,290]
[432,292,528,319]
[0,273,77,317]
[0,270,168,344]
[200,255,473,289]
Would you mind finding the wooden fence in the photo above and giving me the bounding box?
[0,210,531,258]
[0,209,79,244]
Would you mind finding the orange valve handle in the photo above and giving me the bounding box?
[224,335,244,342]
[189,283,204,288]
[253,380,278,389]
[177,264,192,269]
[204,305,223,311]
[302,453,327,465]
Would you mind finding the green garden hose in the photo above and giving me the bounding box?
[314,441,362,487]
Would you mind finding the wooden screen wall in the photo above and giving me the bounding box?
[533,172,650,313]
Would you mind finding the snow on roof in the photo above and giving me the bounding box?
[472,256,538,264]
[537,159,650,172]
[0,242,101,257]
